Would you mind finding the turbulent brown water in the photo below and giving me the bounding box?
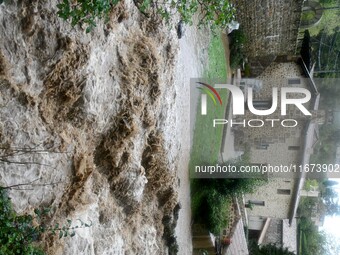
[0,0,210,254]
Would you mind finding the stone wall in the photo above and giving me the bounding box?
[242,62,314,219]
[245,179,296,219]
[233,0,304,76]
[234,62,312,163]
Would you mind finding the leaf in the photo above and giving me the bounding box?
[34,208,41,216]
[59,231,63,239]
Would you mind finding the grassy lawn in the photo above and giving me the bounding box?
[190,34,228,174]
[189,34,230,234]
[203,35,228,80]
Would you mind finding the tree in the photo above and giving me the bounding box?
[323,180,339,187]
[299,217,328,255]
[322,187,340,216]
[249,243,295,255]
[311,28,340,77]
[319,0,340,5]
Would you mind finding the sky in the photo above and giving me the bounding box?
[321,180,340,237]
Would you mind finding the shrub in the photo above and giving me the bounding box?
[0,188,91,254]
[0,188,45,255]
[57,0,236,32]
[205,190,231,234]
[229,29,247,69]
[57,0,119,32]
[191,155,266,234]
[249,242,296,255]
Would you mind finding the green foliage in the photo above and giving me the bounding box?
[0,188,92,255]
[57,0,236,32]
[249,243,296,255]
[57,0,119,32]
[310,29,340,77]
[323,179,339,187]
[205,190,231,234]
[138,0,236,30]
[321,186,340,215]
[310,124,338,164]
[299,217,328,255]
[319,0,339,5]
[304,179,319,191]
[302,10,316,22]
[307,1,340,36]
[244,63,251,77]
[0,188,45,255]
[191,156,266,234]
[191,188,232,234]
[229,29,247,69]
[298,196,318,218]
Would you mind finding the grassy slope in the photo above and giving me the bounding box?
[190,34,231,234]
[190,34,228,173]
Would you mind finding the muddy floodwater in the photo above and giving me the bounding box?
[0,0,210,254]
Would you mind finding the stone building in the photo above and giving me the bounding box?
[234,58,321,254]
[233,0,305,76]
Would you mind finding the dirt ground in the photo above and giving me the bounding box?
[172,25,210,254]
[0,0,211,254]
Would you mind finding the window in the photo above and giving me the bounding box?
[249,200,265,206]
[288,146,300,150]
[277,189,291,195]
[256,143,269,150]
[247,100,273,110]
[288,78,301,85]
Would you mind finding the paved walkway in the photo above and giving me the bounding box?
[224,218,249,255]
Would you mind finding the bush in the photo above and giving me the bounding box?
[249,242,296,255]
[229,29,247,69]
[0,188,45,255]
[191,187,231,234]
[205,190,231,234]
[57,0,119,32]
[191,155,266,234]
[0,187,91,254]
[57,0,236,32]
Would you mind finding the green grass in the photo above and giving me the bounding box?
[190,35,228,173]
[189,34,229,233]
[306,3,339,36]
[203,35,228,80]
